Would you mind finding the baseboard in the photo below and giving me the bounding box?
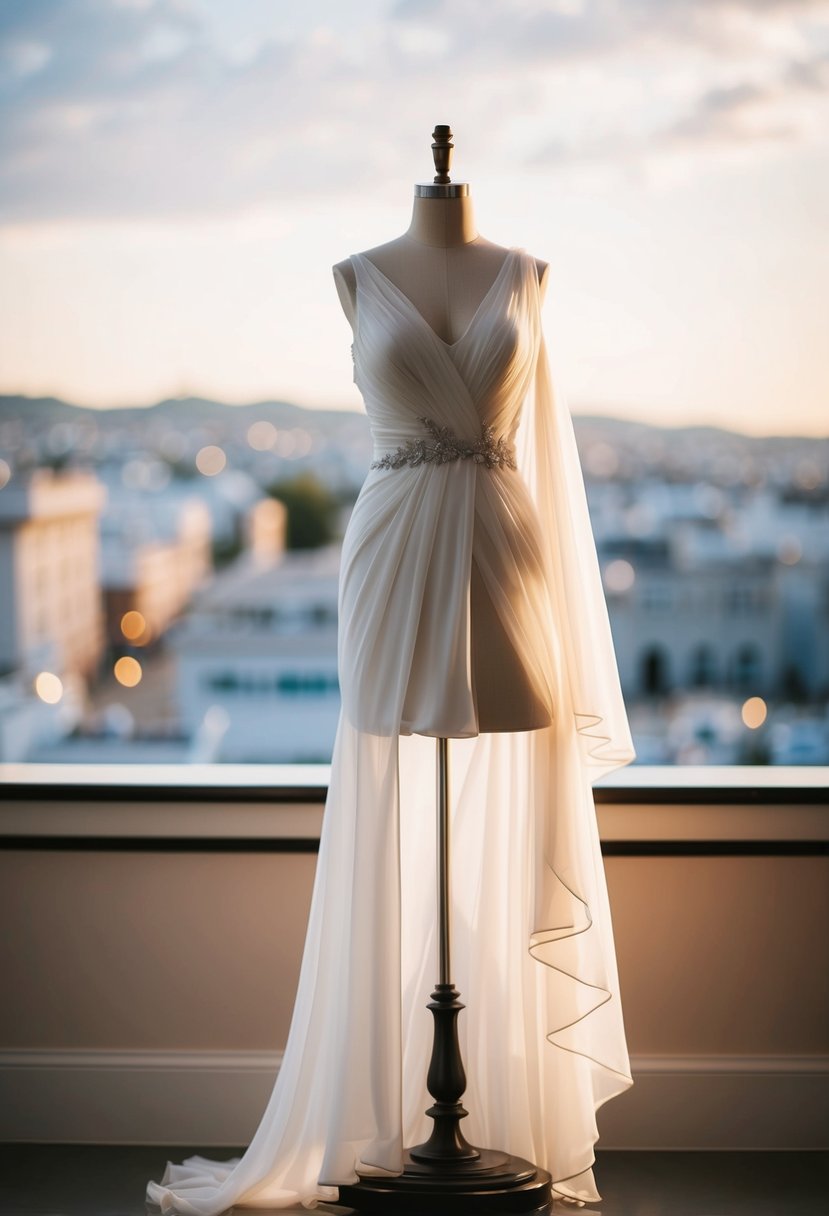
[0,1049,827,1148]
[599,1054,829,1149]
[0,1049,283,1146]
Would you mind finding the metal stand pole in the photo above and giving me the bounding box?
[337,737,552,1214]
[407,736,478,1163]
[438,734,451,987]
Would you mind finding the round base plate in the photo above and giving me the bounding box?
[337,1148,552,1214]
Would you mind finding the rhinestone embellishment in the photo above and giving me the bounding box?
[371,417,517,472]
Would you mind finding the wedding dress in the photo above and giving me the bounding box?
[147,246,636,1214]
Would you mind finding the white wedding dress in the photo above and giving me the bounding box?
[147,246,636,1214]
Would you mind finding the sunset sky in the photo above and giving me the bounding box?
[1,0,827,435]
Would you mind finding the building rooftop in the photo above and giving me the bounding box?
[0,469,106,523]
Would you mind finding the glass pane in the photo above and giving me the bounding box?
[1,2,826,767]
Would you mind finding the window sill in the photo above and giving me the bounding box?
[0,760,827,799]
[1,763,826,854]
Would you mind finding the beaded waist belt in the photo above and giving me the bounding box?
[371,417,517,471]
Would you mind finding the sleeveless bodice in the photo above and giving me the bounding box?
[340,247,559,738]
[351,247,534,466]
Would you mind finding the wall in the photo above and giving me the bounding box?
[0,784,827,1148]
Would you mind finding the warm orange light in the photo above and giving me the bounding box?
[114,656,143,687]
[34,671,63,704]
[121,610,147,642]
[741,696,767,729]
[196,445,226,476]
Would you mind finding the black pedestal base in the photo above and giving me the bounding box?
[337,1147,552,1214]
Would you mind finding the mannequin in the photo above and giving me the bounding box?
[333,194,553,733]
[328,134,557,1213]
[144,127,634,1216]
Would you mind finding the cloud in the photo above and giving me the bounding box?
[0,1,382,222]
[528,43,829,177]
[785,46,829,91]
[389,0,829,66]
[659,80,799,148]
[1,0,828,225]
[656,49,829,152]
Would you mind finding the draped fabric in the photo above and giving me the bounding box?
[147,247,636,1215]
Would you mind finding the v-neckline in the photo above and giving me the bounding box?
[354,246,522,350]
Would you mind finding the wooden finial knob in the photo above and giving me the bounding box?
[431,125,453,185]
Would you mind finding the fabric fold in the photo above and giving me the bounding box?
[147,246,635,1215]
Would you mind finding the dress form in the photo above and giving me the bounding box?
[333,192,553,734]
[332,127,555,1216]
[144,126,634,1216]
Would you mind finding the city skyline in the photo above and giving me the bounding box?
[1,1,828,436]
[3,385,829,447]
[2,391,826,768]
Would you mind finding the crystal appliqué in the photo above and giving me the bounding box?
[371,417,517,472]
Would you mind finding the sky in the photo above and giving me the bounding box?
[0,0,827,436]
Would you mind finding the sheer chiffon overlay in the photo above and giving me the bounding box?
[146,247,636,1214]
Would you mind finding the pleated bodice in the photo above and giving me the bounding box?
[342,247,558,737]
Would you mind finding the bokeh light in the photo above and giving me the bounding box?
[741,697,767,729]
[34,671,63,704]
[0,459,11,490]
[247,421,277,451]
[114,656,143,687]
[121,610,148,642]
[604,559,636,594]
[196,445,226,476]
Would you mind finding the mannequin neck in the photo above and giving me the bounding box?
[405,193,478,247]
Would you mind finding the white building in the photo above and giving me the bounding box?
[172,544,341,762]
[0,470,105,679]
[99,484,213,645]
[604,540,782,701]
[245,497,287,564]
[592,476,829,704]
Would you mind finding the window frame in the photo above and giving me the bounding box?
[1,764,826,857]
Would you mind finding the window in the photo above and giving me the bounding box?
[0,2,826,771]
[732,645,764,694]
[640,647,672,698]
[688,645,718,689]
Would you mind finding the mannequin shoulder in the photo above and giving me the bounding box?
[528,253,550,302]
[332,255,356,294]
[332,256,357,327]
[469,238,548,297]
[532,255,548,284]
[503,241,548,299]
[332,238,405,324]
[333,237,398,285]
